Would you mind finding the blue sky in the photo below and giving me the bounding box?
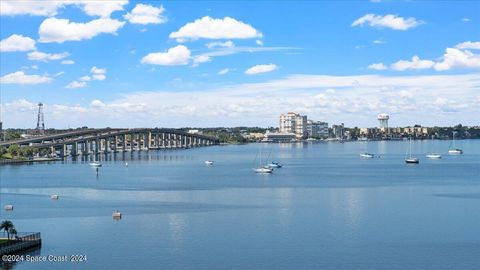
[0,0,479,128]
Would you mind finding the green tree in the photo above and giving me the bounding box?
[9,228,17,239]
[0,220,14,240]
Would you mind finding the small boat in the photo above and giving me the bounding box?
[89,161,102,167]
[4,205,13,211]
[51,194,59,200]
[426,154,442,159]
[112,210,122,219]
[204,160,214,165]
[360,153,375,158]
[405,157,420,164]
[254,167,273,173]
[448,149,463,155]
[267,162,282,168]
[448,132,463,155]
[405,137,419,164]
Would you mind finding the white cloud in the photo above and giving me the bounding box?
[192,55,211,67]
[391,56,435,71]
[38,17,125,43]
[0,71,52,84]
[3,73,479,128]
[169,16,263,42]
[373,39,385,44]
[455,41,480,50]
[90,66,106,80]
[124,3,166,25]
[79,0,128,18]
[218,68,230,75]
[434,48,480,71]
[0,34,36,52]
[66,80,87,89]
[141,45,191,66]
[206,40,234,49]
[61,60,75,65]
[79,76,91,82]
[352,14,423,30]
[0,1,128,17]
[27,51,69,62]
[462,18,470,22]
[245,64,277,75]
[368,62,387,70]
[256,40,264,46]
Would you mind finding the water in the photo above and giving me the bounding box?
[1,140,479,270]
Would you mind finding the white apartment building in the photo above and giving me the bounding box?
[307,120,329,138]
[279,112,307,139]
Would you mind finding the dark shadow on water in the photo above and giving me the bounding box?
[0,245,41,269]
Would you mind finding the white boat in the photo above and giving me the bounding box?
[254,167,273,173]
[51,194,60,200]
[4,205,13,211]
[254,148,273,173]
[448,131,463,155]
[405,137,419,164]
[426,154,442,159]
[204,160,214,165]
[89,161,102,167]
[360,153,375,158]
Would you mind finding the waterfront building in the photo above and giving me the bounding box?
[307,120,329,139]
[332,123,345,139]
[279,112,307,139]
[263,131,296,142]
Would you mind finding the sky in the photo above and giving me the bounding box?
[0,0,479,129]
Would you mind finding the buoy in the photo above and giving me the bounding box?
[4,205,13,211]
[125,162,128,167]
[112,210,122,220]
[51,194,59,200]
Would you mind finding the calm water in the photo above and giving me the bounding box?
[1,140,479,270]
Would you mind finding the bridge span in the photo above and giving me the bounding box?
[0,128,219,157]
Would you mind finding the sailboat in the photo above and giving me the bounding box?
[266,147,283,168]
[426,135,442,159]
[405,137,419,164]
[254,147,273,173]
[448,131,463,155]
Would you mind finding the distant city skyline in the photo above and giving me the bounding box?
[1,1,479,128]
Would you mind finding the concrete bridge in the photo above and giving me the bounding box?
[0,128,219,157]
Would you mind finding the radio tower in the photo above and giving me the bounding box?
[36,102,45,135]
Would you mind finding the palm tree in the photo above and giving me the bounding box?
[0,220,14,240]
[9,228,17,240]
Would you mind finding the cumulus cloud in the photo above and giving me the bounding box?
[0,71,52,84]
[124,3,167,25]
[0,34,36,52]
[218,68,230,75]
[368,62,387,70]
[27,51,69,62]
[434,48,480,71]
[141,45,191,66]
[352,14,423,30]
[61,60,75,65]
[169,16,262,42]
[245,64,277,75]
[191,55,211,67]
[455,41,480,50]
[38,17,125,43]
[256,40,264,46]
[0,0,128,17]
[206,40,234,49]
[66,80,87,89]
[391,56,435,71]
[90,66,106,80]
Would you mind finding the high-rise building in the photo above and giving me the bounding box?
[279,112,307,139]
[307,120,329,138]
[377,113,389,133]
[332,123,345,139]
